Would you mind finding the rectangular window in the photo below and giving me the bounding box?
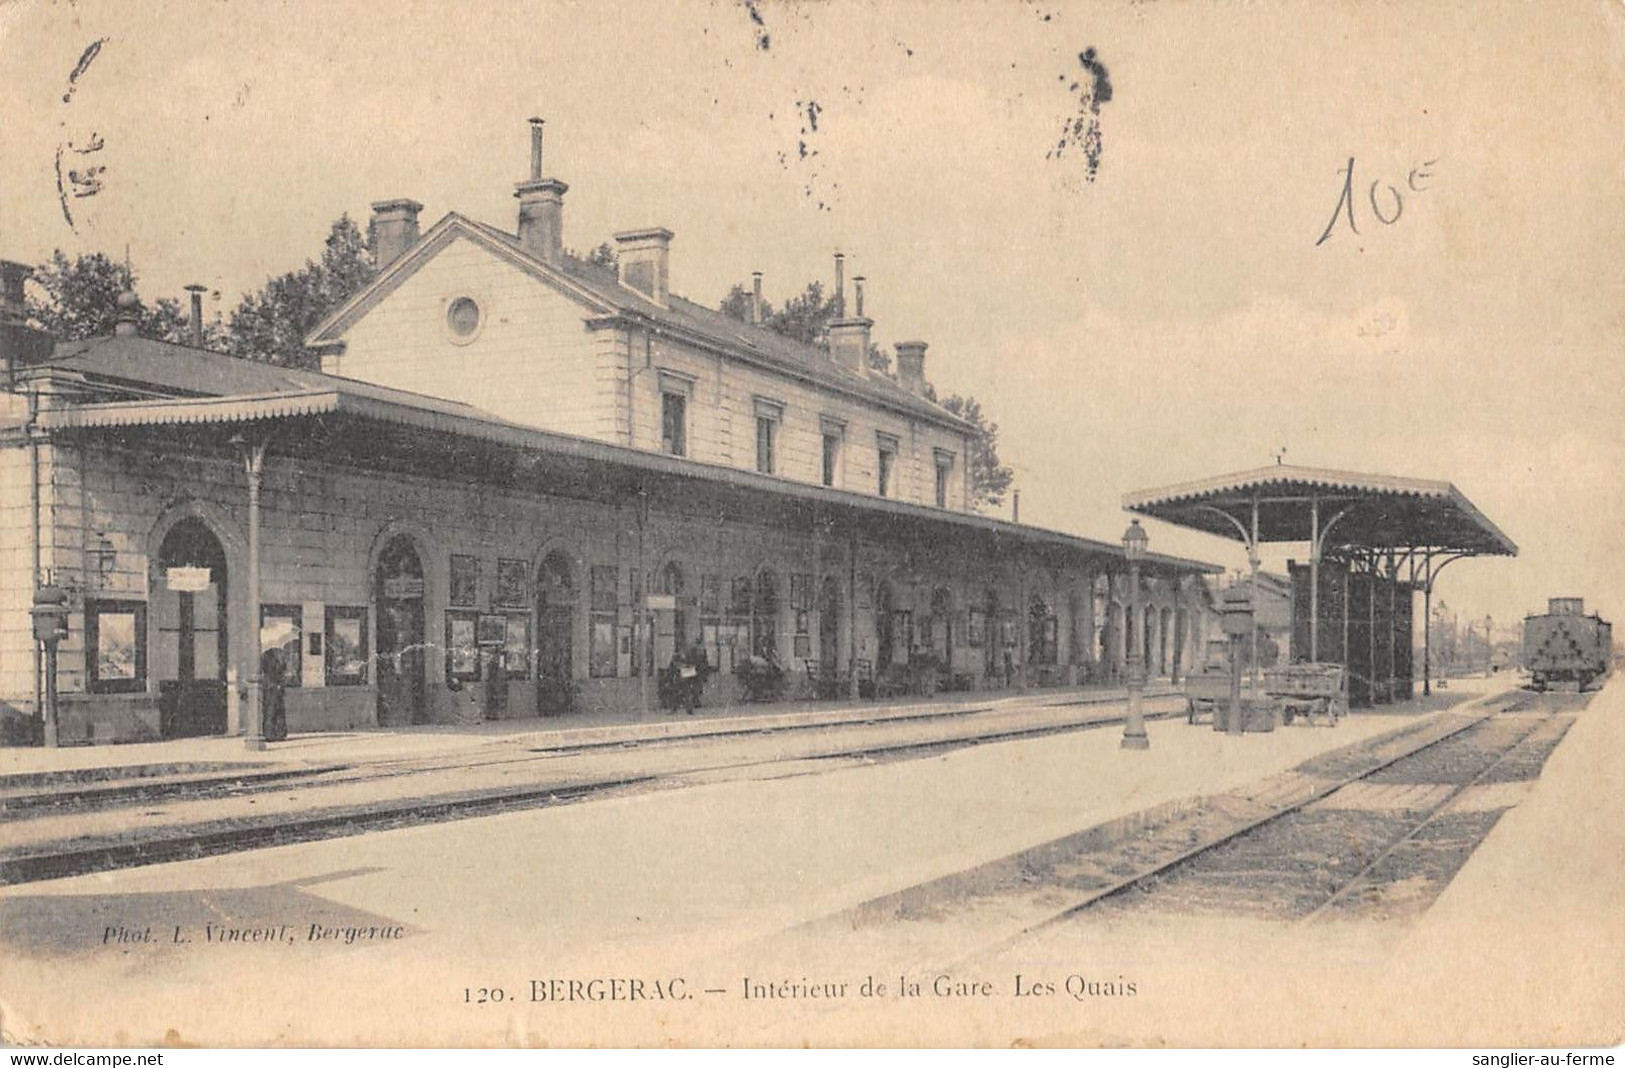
[755,415,776,474]
[86,599,147,694]
[260,604,303,688]
[324,607,369,686]
[445,610,481,682]
[822,433,841,487]
[661,391,688,457]
[876,437,898,498]
[589,564,619,678]
[934,451,955,508]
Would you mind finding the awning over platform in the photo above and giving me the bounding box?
[1122,464,1516,556]
[38,387,1224,580]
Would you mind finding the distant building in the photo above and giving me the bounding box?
[0,127,1219,746]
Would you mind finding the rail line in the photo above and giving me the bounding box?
[797,689,1566,970]
[0,697,1186,884]
[948,693,1571,962]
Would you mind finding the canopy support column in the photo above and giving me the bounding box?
[235,434,267,751]
[1249,497,1260,697]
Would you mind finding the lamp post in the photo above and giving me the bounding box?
[1120,519,1150,751]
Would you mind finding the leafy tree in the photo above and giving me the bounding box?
[25,250,227,347]
[766,280,836,346]
[939,393,1015,512]
[226,214,375,367]
[575,242,617,268]
[719,282,774,325]
[720,278,891,372]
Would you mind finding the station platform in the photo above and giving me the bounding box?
[0,680,1504,890]
[0,679,1183,781]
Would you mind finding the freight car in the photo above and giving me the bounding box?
[1522,597,1613,691]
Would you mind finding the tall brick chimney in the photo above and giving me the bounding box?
[370,199,423,269]
[895,340,928,395]
[826,253,872,375]
[515,117,569,265]
[184,284,208,347]
[614,227,674,306]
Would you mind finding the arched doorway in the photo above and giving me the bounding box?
[654,561,688,670]
[1106,601,1124,676]
[752,569,780,661]
[536,551,575,716]
[817,576,842,677]
[876,580,896,671]
[154,518,229,738]
[1028,593,1057,671]
[1160,607,1173,675]
[375,535,426,726]
[983,588,1001,680]
[1173,607,1188,681]
[929,586,954,665]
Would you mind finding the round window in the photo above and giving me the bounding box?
[446,296,482,341]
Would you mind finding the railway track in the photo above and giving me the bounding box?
[800,689,1585,969]
[0,696,1187,884]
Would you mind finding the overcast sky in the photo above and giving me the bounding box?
[2,0,1620,634]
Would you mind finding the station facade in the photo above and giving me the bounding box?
[0,129,1220,746]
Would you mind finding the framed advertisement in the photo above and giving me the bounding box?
[445,610,480,681]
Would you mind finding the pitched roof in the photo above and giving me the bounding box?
[307,212,973,434]
[32,333,492,417]
[41,335,320,398]
[1124,463,1517,556]
[40,385,1221,578]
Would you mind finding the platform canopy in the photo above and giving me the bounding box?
[1124,464,1516,697]
[1122,464,1517,557]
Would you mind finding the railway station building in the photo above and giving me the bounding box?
[0,127,1220,746]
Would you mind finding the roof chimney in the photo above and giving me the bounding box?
[895,340,928,395]
[826,253,872,375]
[853,275,866,318]
[184,284,207,347]
[751,271,763,325]
[614,227,674,306]
[515,118,569,266]
[370,199,423,269]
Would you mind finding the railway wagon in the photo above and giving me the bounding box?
[1522,597,1613,690]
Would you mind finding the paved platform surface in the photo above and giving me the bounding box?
[0,680,1181,780]
[0,678,1546,1046]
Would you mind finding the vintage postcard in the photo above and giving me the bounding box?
[0,0,1620,1050]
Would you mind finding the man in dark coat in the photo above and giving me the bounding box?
[261,647,289,742]
[675,639,711,715]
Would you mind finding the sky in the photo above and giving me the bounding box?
[1,0,1621,635]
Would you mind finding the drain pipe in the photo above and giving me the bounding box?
[27,387,41,727]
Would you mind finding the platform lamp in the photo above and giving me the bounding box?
[1120,518,1150,750]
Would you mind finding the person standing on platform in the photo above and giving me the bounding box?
[261,646,289,742]
[677,639,711,715]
